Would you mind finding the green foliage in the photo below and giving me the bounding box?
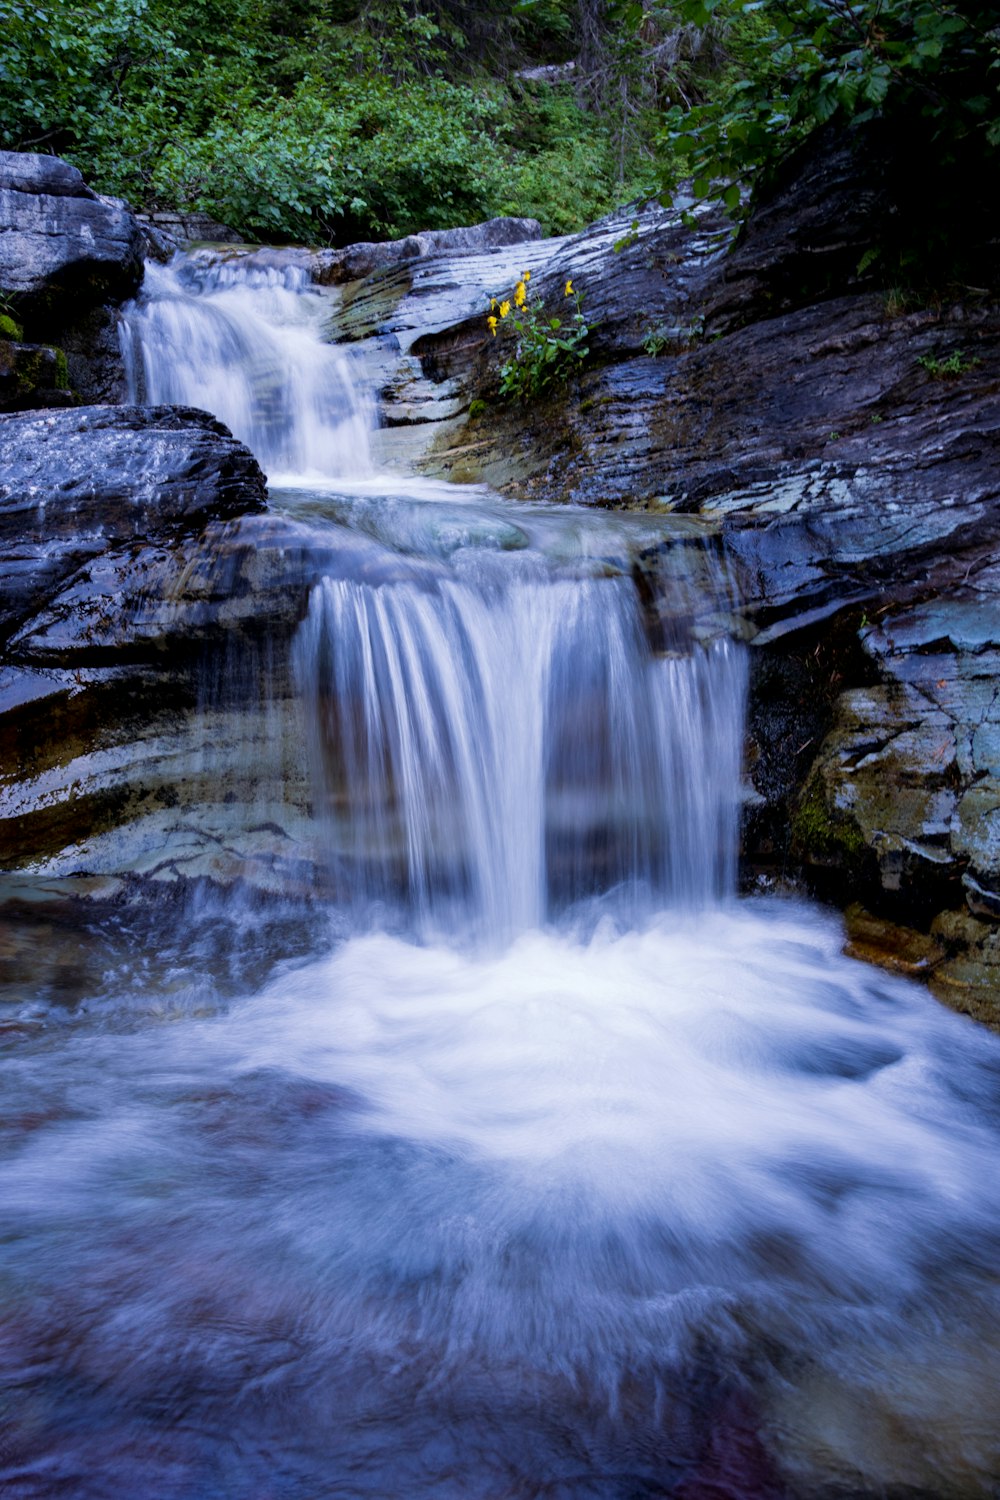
[917,349,982,379]
[657,0,1000,235]
[0,0,652,244]
[487,273,594,401]
[641,320,670,357]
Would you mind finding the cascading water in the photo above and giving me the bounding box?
[293,563,745,938]
[5,250,1000,1500]
[121,253,372,479]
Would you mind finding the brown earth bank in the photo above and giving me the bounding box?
[0,137,997,1022]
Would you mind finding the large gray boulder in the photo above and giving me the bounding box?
[0,152,147,405]
[0,151,143,322]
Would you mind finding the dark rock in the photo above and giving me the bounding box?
[60,305,132,403]
[843,903,945,978]
[313,216,543,286]
[929,909,1000,1028]
[0,151,146,407]
[0,154,95,199]
[800,580,1000,915]
[0,405,266,645]
[701,128,885,334]
[0,339,73,411]
[136,209,244,251]
[0,150,144,325]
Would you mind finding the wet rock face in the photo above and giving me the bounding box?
[0,406,267,646]
[796,573,1000,1020]
[0,151,145,408]
[0,152,143,323]
[0,406,311,901]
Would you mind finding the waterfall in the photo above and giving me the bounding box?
[122,249,747,940]
[120,254,373,479]
[8,246,1000,1500]
[294,563,746,937]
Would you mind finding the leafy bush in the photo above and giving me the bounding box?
[0,0,652,244]
[658,0,1000,234]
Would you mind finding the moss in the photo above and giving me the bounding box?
[0,312,23,341]
[792,777,868,862]
[467,398,487,419]
[50,346,69,389]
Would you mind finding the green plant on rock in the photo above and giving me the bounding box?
[917,348,982,379]
[486,271,593,403]
[641,319,670,357]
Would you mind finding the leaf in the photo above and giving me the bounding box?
[863,69,890,105]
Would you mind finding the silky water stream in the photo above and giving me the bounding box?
[2,254,1000,1499]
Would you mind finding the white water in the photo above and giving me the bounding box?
[294,564,745,938]
[6,249,994,1498]
[121,254,372,479]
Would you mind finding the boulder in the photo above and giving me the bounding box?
[0,151,150,407]
[0,151,143,325]
[0,405,266,644]
[312,215,543,286]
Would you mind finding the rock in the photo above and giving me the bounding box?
[929,909,1000,1028]
[312,216,543,286]
[135,209,244,252]
[787,568,1000,1003]
[843,902,945,978]
[0,151,143,324]
[0,405,267,645]
[0,151,147,407]
[0,441,447,891]
[0,339,73,411]
[0,153,93,199]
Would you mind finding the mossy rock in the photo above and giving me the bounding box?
[0,339,74,409]
[0,312,23,341]
[791,776,868,866]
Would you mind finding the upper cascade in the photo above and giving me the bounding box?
[120,253,373,480]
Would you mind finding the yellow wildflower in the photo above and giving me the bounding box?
[564,279,574,297]
[490,297,497,311]
[487,315,498,336]
[499,300,511,318]
[514,281,527,307]
[522,270,531,282]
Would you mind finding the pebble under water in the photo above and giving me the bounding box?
[1,251,998,1499]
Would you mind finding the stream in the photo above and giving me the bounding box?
[2,251,999,1499]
